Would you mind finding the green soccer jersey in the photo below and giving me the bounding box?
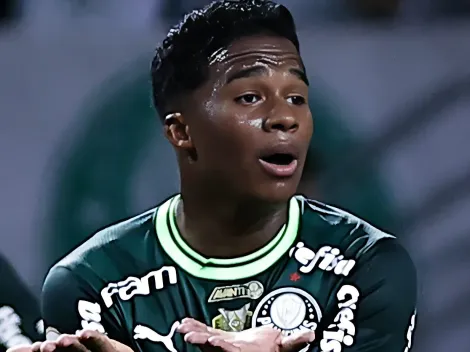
[42,195,417,352]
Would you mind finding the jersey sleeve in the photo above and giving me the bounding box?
[0,256,42,349]
[41,266,128,344]
[318,239,418,352]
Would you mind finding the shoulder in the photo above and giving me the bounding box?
[294,195,416,281]
[41,204,165,310]
[46,206,158,282]
[295,195,397,254]
[295,197,417,313]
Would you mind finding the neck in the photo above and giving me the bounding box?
[177,184,289,258]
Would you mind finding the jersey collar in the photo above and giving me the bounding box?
[154,194,300,280]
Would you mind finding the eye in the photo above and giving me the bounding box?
[287,95,306,106]
[234,94,262,105]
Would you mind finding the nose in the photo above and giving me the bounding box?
[263,100,299,133]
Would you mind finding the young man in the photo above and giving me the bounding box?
[17,1,418,352]
[0,254,42,351]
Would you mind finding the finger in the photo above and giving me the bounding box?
[32,341,43,352]
[40,341,58,352]
[207,336,241,352]
[55,335,88,352]
[181,318,208,328]
[6,345,37,352]
[177,319,228,338]
[78,330,132,352]
[184,331,212,345]
[177,321,209,334]
[281,331,315,352]
[77,330,114,352]
[107,339,133,352]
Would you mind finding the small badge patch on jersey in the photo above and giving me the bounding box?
[211,303,253,332]
[208,281,264,303]
[252,287,322,336]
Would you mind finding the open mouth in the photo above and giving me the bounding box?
[259,153,298,177]
[260,153,296,166]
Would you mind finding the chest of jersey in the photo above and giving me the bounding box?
[105,242,357,352]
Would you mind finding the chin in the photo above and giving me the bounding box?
[254,180,299,204]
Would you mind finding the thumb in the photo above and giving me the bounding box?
[208,336,241,352]
[6,344,39,352]
[280,331,315,352]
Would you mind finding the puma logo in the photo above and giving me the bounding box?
[134,321,180,352]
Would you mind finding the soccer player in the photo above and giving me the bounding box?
[0,254,42,351]
[16,1,418,352]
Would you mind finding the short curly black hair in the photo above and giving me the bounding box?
[151,0,300,118]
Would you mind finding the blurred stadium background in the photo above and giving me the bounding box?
[1,0,470,351]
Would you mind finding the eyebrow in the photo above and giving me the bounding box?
[290,67,310,86]
[226,66,309,86]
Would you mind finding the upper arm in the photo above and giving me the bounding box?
[319,239,418,352]
[41,266,126,343]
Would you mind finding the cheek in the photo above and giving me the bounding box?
[190,99,257,163]
[204,107,251,146]
[245,117,263,129]
[308,117,314,138]
[302,112,314,139]
[201,121,256,165]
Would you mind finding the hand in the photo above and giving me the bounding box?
[6,330,134,352]
[177,318,315,352]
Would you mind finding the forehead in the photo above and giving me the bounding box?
[209,34,302,75]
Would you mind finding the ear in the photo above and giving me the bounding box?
[164,112,193,150]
